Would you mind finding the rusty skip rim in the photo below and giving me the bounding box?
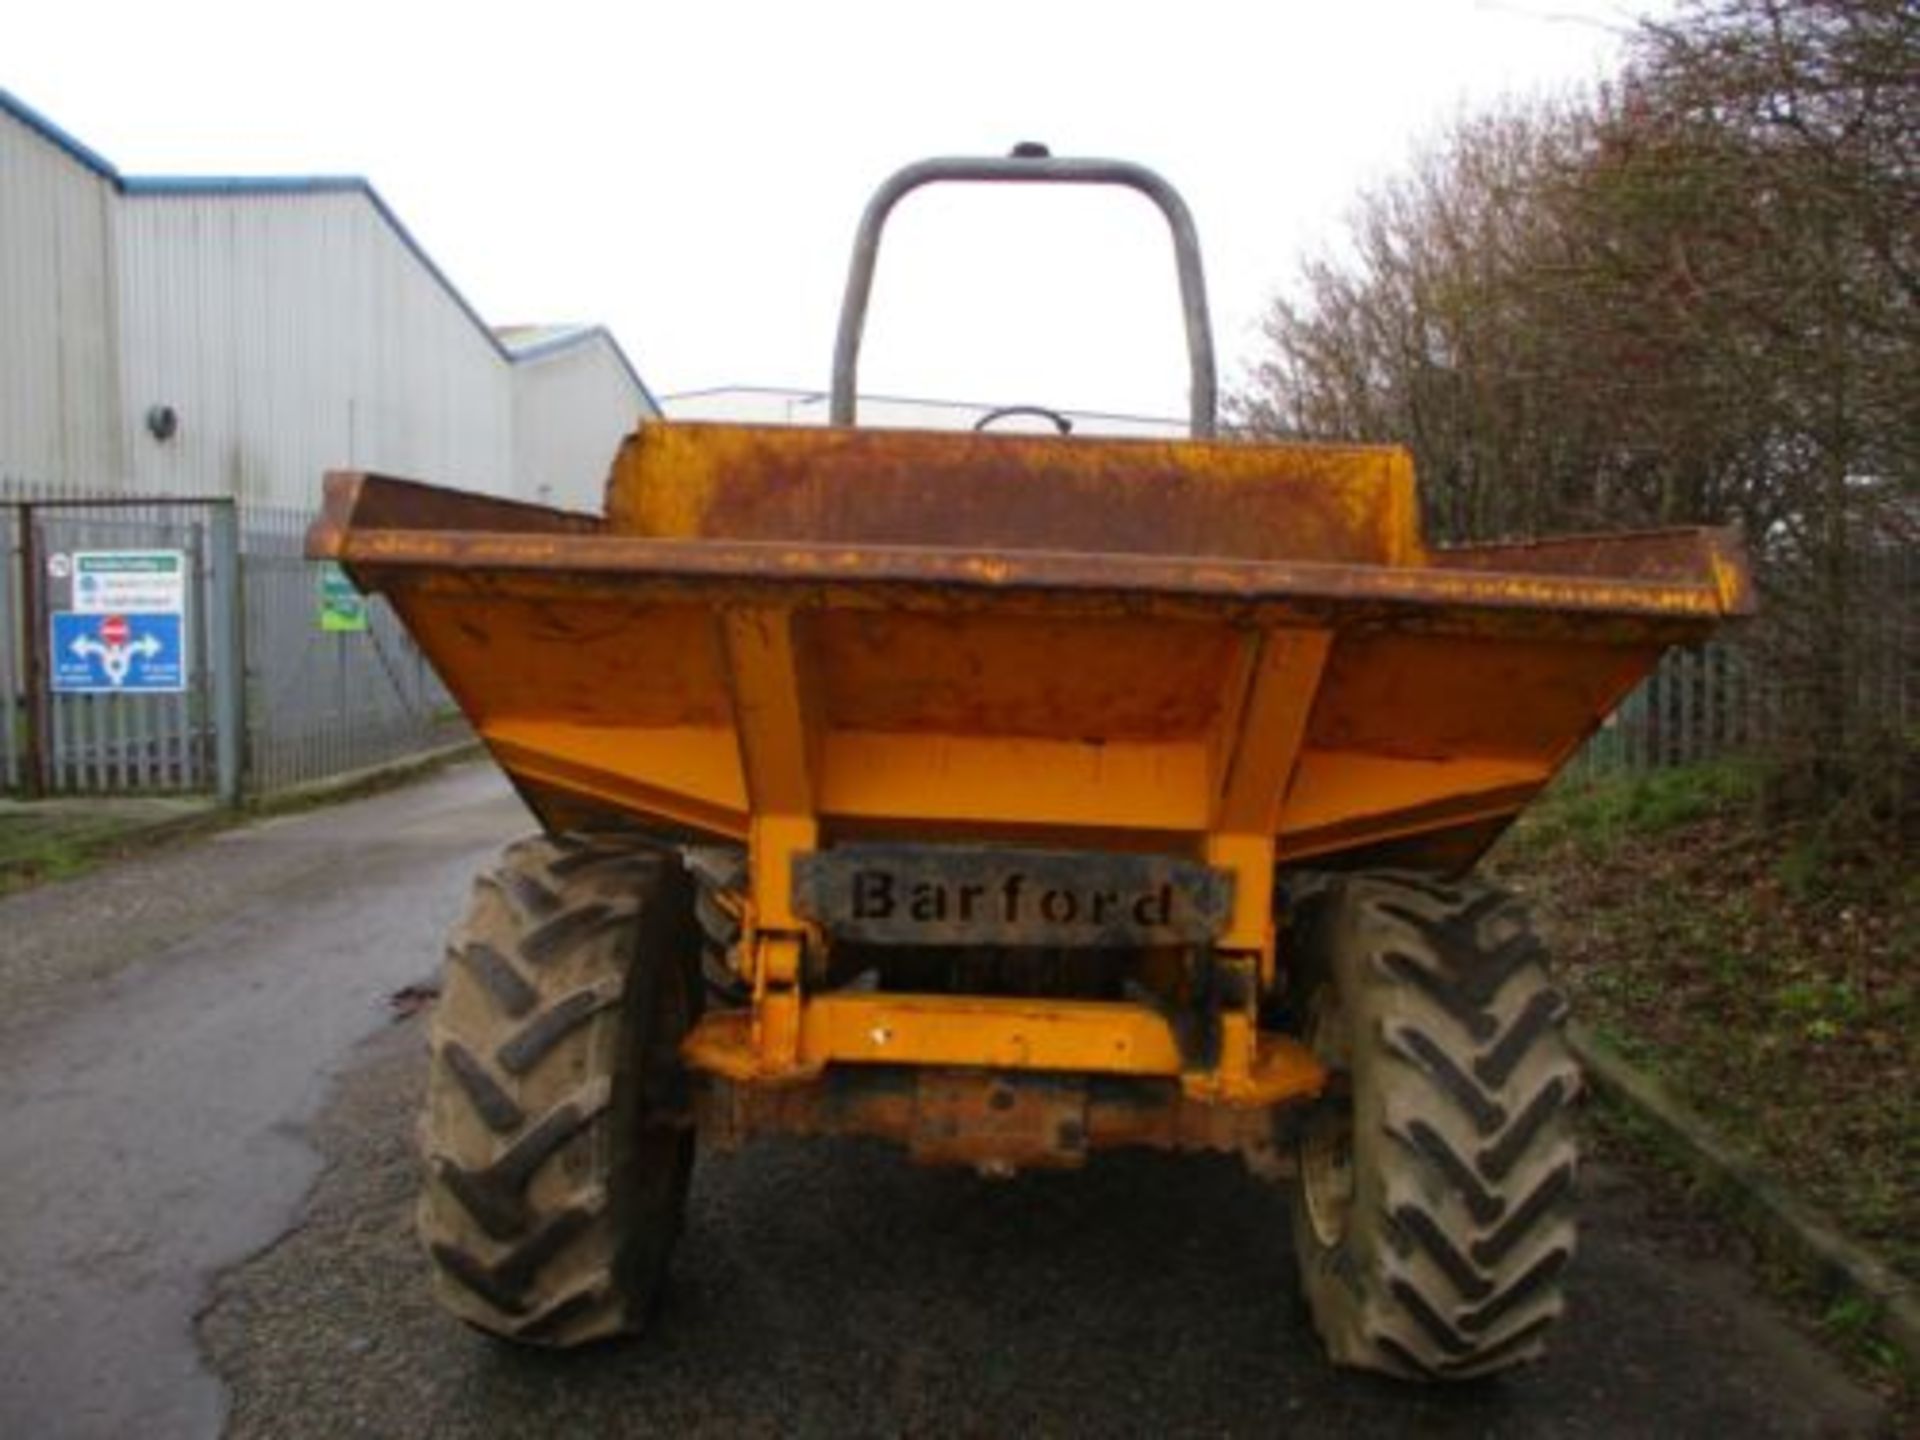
[307,475,1755,627]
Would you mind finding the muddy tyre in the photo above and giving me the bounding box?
[1290,871,1579,1380]
[418,833,702,1346]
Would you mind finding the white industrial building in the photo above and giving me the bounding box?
[0,88,655,514]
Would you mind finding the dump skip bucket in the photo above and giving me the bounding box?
[310,421,1752,874]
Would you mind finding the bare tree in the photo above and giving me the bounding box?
[1234,0,1917,821]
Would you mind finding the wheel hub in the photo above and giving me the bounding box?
[1300,1104,1355,1249]
[1300,992,1355,1250]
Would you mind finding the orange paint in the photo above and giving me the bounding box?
[307,423,1752,1104]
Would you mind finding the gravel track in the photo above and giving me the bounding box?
[203,1016,1890,1439]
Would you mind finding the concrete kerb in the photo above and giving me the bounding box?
[240,739,484,815]
[1571,1022,1920,1369]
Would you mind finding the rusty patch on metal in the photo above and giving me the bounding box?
[908,1070,1090,1172]
[606,422,1415,566]
[691,1065,1302,1176]
[309,471,1752,634]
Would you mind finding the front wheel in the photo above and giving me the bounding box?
[417,833,703,1346]
[1289,871,1580,1380]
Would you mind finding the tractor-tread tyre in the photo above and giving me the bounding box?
[1290,870,1579,1381]
[419,833,701,1347]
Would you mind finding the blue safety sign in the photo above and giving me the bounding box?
[50,611,187,693]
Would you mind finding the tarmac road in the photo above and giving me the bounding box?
[0,765,1896,1438]
[0,764,528,1440]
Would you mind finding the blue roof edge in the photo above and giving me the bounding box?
[502,326,661,415]
[1,85,655,410]
[0,85,118,178]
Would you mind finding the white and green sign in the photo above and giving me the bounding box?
[72,550,186,615]
[318,562,369,633]
[54,550,189,693]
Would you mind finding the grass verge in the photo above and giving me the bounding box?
[0,803,223,896]
[1491,760,1914,1280]
[1489,760,1915,1396]
[0,740,481,897]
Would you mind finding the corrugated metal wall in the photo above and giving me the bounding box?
[1,99,647,513]
[513,340,648,511]
[0,111,126,491]
[115,192,514,509]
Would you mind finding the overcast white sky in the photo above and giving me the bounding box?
[12,0,1650,420]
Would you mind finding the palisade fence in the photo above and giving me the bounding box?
[1568,641,1768,779]
[2,481,464,800]
[1569,537,1915,782]
[239,505,465,793]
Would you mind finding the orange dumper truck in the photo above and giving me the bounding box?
[308,150,1751,1379]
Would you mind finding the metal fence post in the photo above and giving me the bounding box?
[17,503,49,798]
[209,502,245,805]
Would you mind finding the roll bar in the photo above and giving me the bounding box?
[829,148,1218,439]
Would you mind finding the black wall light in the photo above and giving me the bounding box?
[145,403,179,441]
